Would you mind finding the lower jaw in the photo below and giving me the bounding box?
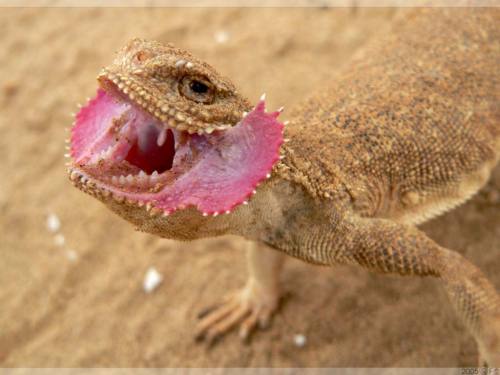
[68,167,167,216]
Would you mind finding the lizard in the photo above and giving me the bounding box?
[67,8,500,366]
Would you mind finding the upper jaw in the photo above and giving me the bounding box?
[98,69,244,136]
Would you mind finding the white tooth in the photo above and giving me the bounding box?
[202,213,208,217]
[185,62,194,68]
[205,127,214,134]
[260,93,266,101]
[139,170,147,179]
[151,171,159,180]
[243,201,248,205]
[175,59,186,67]
[126,174,134,183]
[242,111,248,117]
[119,175,126,184]
[197,129,204,135]
[283,120,290,125]
[157,128,167,147]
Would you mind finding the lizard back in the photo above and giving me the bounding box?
[281,8,500,224]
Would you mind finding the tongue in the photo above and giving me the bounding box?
[126,125,175,174]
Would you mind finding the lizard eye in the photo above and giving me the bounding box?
[179,76,215,104]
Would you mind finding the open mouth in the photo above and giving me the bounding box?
[69,86,285,216]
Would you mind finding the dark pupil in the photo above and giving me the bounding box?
[190,80,208,94]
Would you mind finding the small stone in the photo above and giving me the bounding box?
[143,267,163,293]
[46,213,61,232]
[293,334,307,347]
[214,30,229,44]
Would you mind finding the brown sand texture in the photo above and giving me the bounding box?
[0,7,499,367]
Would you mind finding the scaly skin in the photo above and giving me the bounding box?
[98,40,251,135]
[69,8,500,365]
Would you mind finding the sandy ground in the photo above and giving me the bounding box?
[0,7,498,368]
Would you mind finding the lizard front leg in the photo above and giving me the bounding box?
[286,215,500,366]
[195,241,285,343]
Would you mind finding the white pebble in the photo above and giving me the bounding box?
[214,30,229,44]
[46,213,61,232]
[293,334,307,347]
[143,267,163,293]
[65,249,78,262]
[54,234,65,247]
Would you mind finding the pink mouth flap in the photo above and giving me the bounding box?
[156,100,284,214]
[70,89,130,163]
[71,90,284,215]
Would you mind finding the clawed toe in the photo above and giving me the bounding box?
[239,309,264,341]
[194,284,280,345]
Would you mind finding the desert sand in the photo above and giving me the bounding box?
[0,7,498,367]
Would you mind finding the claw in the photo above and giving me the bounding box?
[195,298,238,340]
[197,303,220,320]
[194,282,281,345]
[197,293,234,319]
[239,310,259,341]
[258,310,272,330]
[204,305,248,343]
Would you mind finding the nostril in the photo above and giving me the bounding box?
[135,50,151,63]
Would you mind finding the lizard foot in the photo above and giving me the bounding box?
[195,279,281,344]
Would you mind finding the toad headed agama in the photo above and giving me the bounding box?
[68,8,500,365]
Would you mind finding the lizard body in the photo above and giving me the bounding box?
[282,8,499,225]
[69,8,500,365]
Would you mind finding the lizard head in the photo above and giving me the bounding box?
[68,38,284,220]
[98,38,250,135]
